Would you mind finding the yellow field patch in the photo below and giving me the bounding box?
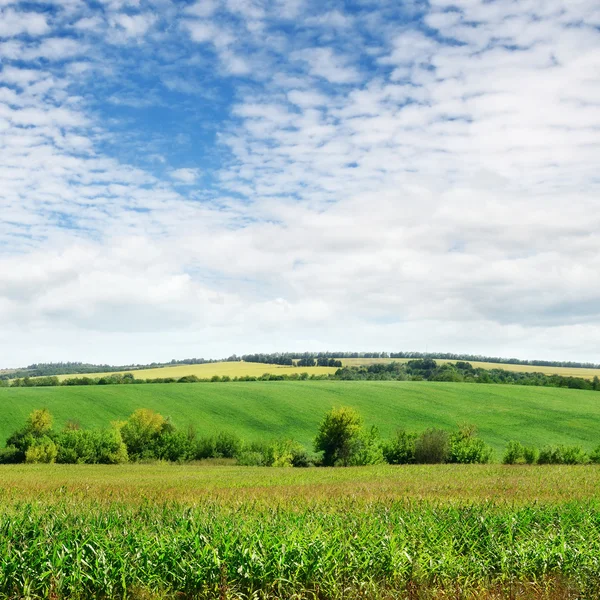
[55,361,337,381]
[340,357,600,379]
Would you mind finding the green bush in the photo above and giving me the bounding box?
[414,428,449,464]
[0,446,20,464]
[523,446,539,464]
[214,431,242,458]
[348,426,385,466]
[503,440,525,465]
[25,437,57,464]
[538,445,588,465]
[383,430,417,464]
[236,450,266,466]
[314,406,363,467]
[590,445,600,464]
[448,425,492,464]
[56,428,128,464]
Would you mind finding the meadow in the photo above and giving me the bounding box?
[2,381,600,454]
[0,464,599,599]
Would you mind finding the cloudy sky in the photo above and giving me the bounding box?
[0,0,599,366]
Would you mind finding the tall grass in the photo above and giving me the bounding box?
[1,465,600,598]
[0,498,599,598]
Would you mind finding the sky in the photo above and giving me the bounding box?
[0,0,599,366]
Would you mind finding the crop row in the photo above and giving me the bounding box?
[0,499,598,599]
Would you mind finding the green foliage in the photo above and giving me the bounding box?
[503,440,525,464]
[120,408,172,461]
[382,430,417,464]
[414,428,450,464]
[538,445,589,465]
[448,424,493,464]
[214,431,242,458]
[25,436,57,463]
[348,426,385,466]
[56,428,128,464]
[314,406,363,466]
[590,445,600,464]
[523,445,539,464]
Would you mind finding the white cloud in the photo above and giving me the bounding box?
[0,9,49,37]
[170,168,200,183]
[291,47,362,84]
[0,0,600,365]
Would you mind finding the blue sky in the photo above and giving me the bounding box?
[0,0,599,365]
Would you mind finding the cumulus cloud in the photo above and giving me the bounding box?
[0,0,599,365]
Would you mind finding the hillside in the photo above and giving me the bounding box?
[49,362,337,381]
[1,381,600,454]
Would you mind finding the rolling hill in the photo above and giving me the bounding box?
[1,380,600,454]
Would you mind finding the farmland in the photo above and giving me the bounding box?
[20,357,600,382]
[341,358,600,379]
[1,381,600,454]
[0,464,599,598]
[51,361,338,382]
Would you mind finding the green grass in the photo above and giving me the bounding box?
[1,381,600,454]
[1,464,600,598]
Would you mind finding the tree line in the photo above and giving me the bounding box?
[2,406,599,466]
[5,359,600,392]
[4,352,599,381]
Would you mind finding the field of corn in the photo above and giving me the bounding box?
[1,464,600,599]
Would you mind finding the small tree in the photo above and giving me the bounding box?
[414,428,450,464]
[314,406,363,466]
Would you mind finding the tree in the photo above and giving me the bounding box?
[314,406,363,466]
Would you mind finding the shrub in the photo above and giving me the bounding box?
[315,406,363,467]
[448,425,492,464]
[383,430,417,464]
[194,436,216,459]
[523,446,539,464]
[56,428,128,464]
[590,445,600,464]
[414,428,449,464]
[152,431,194,462]
[214,431,242,458]
[236,451,266,466]
[0,446,20,464]
[120,409,172,461]
[538,445,588,465]
[349,426,385,466]
[503,441,525,465]
[25,437,57,464]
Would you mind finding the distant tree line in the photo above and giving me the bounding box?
[3,351,599,381]
[4,359,600,392]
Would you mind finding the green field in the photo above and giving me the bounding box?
[2,381,600,454]
[0,464,599,598]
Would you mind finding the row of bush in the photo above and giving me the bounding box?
[502,440,600,465]
[2,406,599,466]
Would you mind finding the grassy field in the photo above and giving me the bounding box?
[341,357,600,379]
[51,361,337,382]
[1,381,600,454]
[0,464,599,599]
